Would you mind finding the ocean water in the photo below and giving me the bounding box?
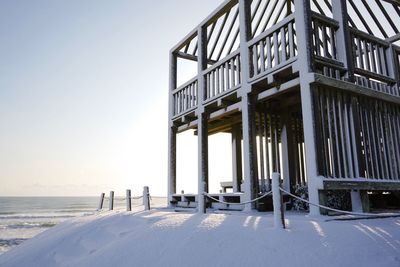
[0,197,99,255]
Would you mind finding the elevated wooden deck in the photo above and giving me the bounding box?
[168,0,400,214]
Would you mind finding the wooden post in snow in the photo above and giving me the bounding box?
[294,0,322,216]
[126,189,131,211]
[97,193,105,210]
[239,0,258,212]
[272,173,285,229]
[109,191,114,211]
[143,186,150,211]
[197,24,209,214]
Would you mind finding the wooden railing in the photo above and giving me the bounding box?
[172,77,198,116]
[248,14,297,80]
[203,50,241,102]
[311,12,345,79]
[350,28,398,96]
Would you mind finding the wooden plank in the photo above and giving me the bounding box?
[260,39,266,73]
[331,90,343,178]
[323,180,400,190]
[363,39,370,72]
[378,102,390,179]
[258,112,266,192]
[370,100,382,179]
[370,43,377,74]
[338,92,349,178]
[326,90,336,177]
[231,124,242,192]
[266,36,272,69]
[253,45,259,76]
[273,31,279,66]
[264,110,271,189]
[280,26,287,62]
[312,74,400,105]
[343,94,355,178]
[312,87,327,177]
[288,22,295,58]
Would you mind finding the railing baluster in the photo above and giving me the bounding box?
[260,39,265,73]
[357,37,364,69]
[225,61,229,90]
[363,39,370,72]
[370,43,376,74]
[273,32,279,66]
[280,26,287,62]
[266,36,272,69]
[253,45,259,76]
[288,22,294,59]
[216,67,220,95]
[230,58,235,87]
[236,55,241,85]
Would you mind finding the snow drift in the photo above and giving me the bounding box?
[0,205,399,267]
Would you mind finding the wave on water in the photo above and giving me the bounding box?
[0,215,76,220]
[0,222,57,230]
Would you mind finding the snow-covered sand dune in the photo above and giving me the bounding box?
[0,204,399,267]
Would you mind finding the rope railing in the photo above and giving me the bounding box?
[203,191,272,205]
[279,187,400,217]
[97,187,151,212]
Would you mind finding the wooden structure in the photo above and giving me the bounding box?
[168,0,400,214]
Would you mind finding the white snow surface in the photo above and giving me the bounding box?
[0,204,399,267]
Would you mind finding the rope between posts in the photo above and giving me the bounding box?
[131,196,143,200]
[203,191,272,205]
[279,187,400,217]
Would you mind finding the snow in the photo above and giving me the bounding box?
[0,203,399,267]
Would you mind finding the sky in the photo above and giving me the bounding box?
[0,0,233,197]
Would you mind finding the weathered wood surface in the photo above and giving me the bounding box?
[168,0,400,213]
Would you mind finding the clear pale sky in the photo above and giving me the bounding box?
[0,0,236,197]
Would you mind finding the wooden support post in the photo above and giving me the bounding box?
[281,123,290,191]
[360,190,370,213]
[197,25,208,214]
[272,173,285,229]
[332,0,354,81]
[143,186,150,211]
[168,51,177,206]
[318,190,328,215]
[197,113,208,214]
[350,189,363,213]
[97,193,105,211]
[295,0,322,216]
[126,189,131,212]
[232,124,243,192]
[239,0,258,211]
[109,191,114,211]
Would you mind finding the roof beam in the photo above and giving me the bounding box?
[381,0,400,6]
[387,33,400,43]
[176,51,217,66]
[375,0,399,34]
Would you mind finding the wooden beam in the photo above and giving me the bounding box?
[323,180,400,190]
[176,51,217,66]
[239,0,258,211]
[332,0,354,81]
[197,25,208,214]
[312,74,400,105]
[295,0,321,215]
[257,77,300,101]
[387,33,400,44]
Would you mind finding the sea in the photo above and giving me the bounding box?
[0,197,100,255]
